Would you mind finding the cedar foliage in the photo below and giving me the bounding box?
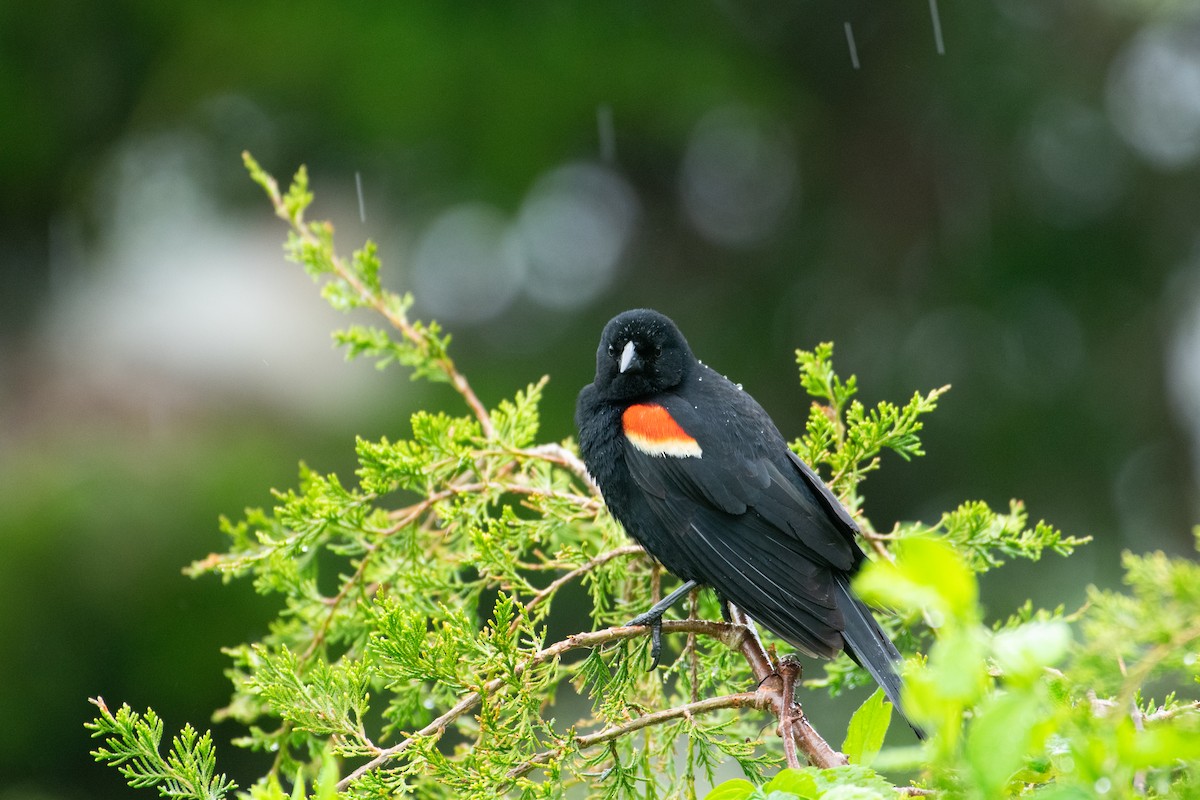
[88,158,1199,799]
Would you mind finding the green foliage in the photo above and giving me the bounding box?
[840,689,891,767]
[87,698,235,800]
[935,499,1090,574]
[89,161,1200,799]
[793,342,948,512]
[1073,530,1200,697]
[703,766,897,800]
[858,537,1200,798]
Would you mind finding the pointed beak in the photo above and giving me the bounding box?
[619,340,637,373]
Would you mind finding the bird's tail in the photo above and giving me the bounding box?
[835,573,925,739]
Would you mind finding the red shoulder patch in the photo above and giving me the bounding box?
[622,403,703,458]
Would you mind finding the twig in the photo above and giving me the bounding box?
[508,691,768,780]
[337,619,739,790]
[1117,620,1200,712]
[521,545,645,624]
[688,589,700,704]
[728,605,848,769]
[776,656,803,769]
[1131,694,1147,795]
[514,443,600,494]
[857,518,898,564]
[727,605,775,680]
[384,475,599,535]
[249,154,495,439]
[1147,700,1200,722]
[300,552,372,662]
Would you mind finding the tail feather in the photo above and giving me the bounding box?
[835,574,925,739]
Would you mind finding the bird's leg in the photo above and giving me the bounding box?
[627,579,700,669]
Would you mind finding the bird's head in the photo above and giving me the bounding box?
[591,309,694,401]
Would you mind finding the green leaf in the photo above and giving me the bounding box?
[282,165,314,223]
[819,787,890,800]
[1118,718,1200,768]
[901,625,990,735]
[965,689,1050,796]
[490,378,548,449]
[314,753,339,800]
[703,778,757,800]
[86,697,235,800]
[992,620,1071,685]
[931,630,990,701]
[938,499,1089,573]
[855,536,978,626]
[812,765,899,797]
[242,774,289,800]
[763,767,818,797]
[841,688,892,766]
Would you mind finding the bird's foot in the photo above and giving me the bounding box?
[626,608,667,669]
[625,579,701,670]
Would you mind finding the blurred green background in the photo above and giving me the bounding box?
[3,2,1200,797]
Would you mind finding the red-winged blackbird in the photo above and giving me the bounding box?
[576,308,919,735]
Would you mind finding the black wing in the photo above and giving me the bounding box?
[621,386,863,658]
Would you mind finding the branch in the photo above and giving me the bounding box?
[507,691,769,780]
[728,605,847,770]
[776,656,803,769]
[512,443,600,495]
[333,587,844,790]
[857,519,898,564]
[337,619,739,790]
[384,474,599,536]
[246,153,495,439]
[522,545,645,623]
[1147,700,1200,722]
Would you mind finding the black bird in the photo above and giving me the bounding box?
[575,308,917,733]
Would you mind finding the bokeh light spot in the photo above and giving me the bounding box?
[679,105,797,248]
[411,203,526,323]
[1106,24,1200,169]
[1020,98,1129,226]
[515,162,637,310]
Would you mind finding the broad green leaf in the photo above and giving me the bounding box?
[841,688,892,766]
[763,767,818,797]
[929,628,990,701]
[965,689,1049,796]
[992,621,1071,685]
[704,778,756,800]
[820,787,891,800]
[1118,719,1200,767]
[855,537,978,626]
[813,765,898,795]
[315,753,339,800]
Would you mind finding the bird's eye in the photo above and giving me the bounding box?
[607,344,616,357]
